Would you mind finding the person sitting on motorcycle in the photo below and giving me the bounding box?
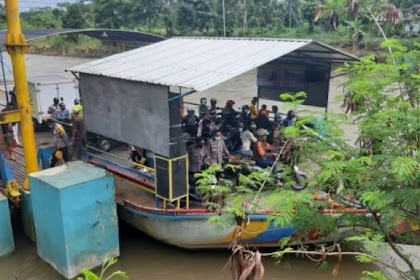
[256,105,273,143]
[225,120,243,152]
[209,98,219,116]
[238,122,257,158]
[222,100,238,127]
[183,108,199,136]
[198,98,208,118]
[255,129,278,168]
[259,104,271,118]
[213,115,223,132]
[197,113,213,139]
[282,110,296,127]
[240,105,251,129]
[272,105,282,128]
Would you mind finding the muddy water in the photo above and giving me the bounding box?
[0,222,369,280]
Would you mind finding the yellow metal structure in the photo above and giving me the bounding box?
[0,109,22,124]
[4,0,39,190]
[1,179,21,205]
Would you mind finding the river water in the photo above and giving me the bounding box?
[0,222,369,280]
[0,54,366,279]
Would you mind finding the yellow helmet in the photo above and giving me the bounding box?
[55,150,63,160]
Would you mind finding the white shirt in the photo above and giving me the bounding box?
[240,130,257,152]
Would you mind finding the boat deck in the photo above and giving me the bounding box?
[9,146,26,186]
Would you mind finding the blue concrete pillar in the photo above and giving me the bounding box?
[20,189,36,242]
[0,194,14,256]
[30,161,119,279]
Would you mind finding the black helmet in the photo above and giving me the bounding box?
[287,110,296,119]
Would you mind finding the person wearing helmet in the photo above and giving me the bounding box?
[240,105,251,129]
[183,108,199,136]
[282,110,296,127]
[250,97,259,120]
[71,98,84,117]
[255,129,277,168]
[209,98,218,115]
[222,99,238,127]
[50,121,69,167]
[198,98,208,118]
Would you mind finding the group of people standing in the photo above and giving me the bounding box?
[48,98,86,167]
[186,96,297,180]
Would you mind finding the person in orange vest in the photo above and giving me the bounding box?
[255,129,277,168]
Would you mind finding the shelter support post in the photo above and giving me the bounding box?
[4,0,38,190]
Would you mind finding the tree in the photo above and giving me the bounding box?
[21,8,62,29]
[59,1,94,29]
[129,0,167,30]
[301,0,318,33]
[0,3,6,27]
[92,0,132,29]
[177,0,214,34]
[177,0,196,34]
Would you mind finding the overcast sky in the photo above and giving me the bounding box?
[2,0,80,11]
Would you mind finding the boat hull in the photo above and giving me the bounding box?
[119,204,302,249]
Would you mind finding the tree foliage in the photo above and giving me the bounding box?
[59,1,93,29]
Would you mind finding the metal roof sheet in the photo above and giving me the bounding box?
[28,75,75,85]
[68,37,357,92]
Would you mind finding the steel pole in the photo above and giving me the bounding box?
[4,0,38,190]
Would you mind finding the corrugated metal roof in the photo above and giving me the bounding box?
[68,37,357,92]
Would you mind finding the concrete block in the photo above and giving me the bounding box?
[30,161,119,279]
[0,194,14,256]
[20,189,36,242]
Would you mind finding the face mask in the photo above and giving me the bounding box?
[201,100,207,105]
[215,136,221,141]
[244,110,250,114]
[238,128,243,133]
